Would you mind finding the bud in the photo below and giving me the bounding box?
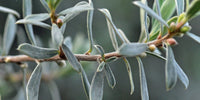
[139,52,147,58]
[148,44,156,52]
[177,13,186,23]
[180,25,191,33]
[166,38,178,46]
[56,19,63,28]
[56,60,66,67]
[20,63,28,69]
[169,22,176,32]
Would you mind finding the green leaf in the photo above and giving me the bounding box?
[99,8,126,43]
[133,1,169,28]
[97,62,106,72]
[63,37,72,51]
[155,0,163,32]
[136,57,149,100]
[186,32,200,44]
[26,63,42,100]
[186,0,200,20]
[90,71,105,100]
[48,81,61,100]
[104,64,116,89]
[52,24,64,48]
[61,43,81,72]
[165,45,177,90]
[175,0,185,15]
[17,43,58,59]
[23,0,37,45]
[94,45,105,60]
[0,6,20,18]
[17,19,51,30]
[87,0,94,52]
[118,43,148,57]
[175,61,189,89]
[2,14,17,55]
[150,0,176,40]
[80,68,91,99]
[123,57,134,95]
[40,0,51,12]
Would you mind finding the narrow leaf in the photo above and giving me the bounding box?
[175,61,189,89]
[146,51,166,60]
[139,0,149,42]
[23,0,37,45]
[90,71,105,100]
[48,81,61,100]
[155,0,163,32]
[99,8,126,43]
[118,43,148,56]
[104,64,116,89]
[136,57,149,100]
[40,0,51,12]
[150,0,176,40]
[17,43,58,59]
[105,10,118,50]
[123,58,134,94]
[61,43,81,72]
[118,29,130,43]
[26,63,42,100]
[133,1,169,28]
[52,24,64,48]
[80,68,91,99]
[20,13,50,21]
[58,1,93,16]
[165,45,177,90]
[0,6,20,18]
[2,14,17,55]
[63,37,72,51]
[186,0,200,20]
[87,0,94,52]
[17,20,51,30]
[186,32,200,44]
[97,62,106,72]
[175,0,184,15]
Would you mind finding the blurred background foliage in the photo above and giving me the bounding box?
[0,0,200,100]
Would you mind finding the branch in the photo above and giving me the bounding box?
[0,31,181,64]
[0,52,121,63]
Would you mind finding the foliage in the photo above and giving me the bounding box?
[0,0,200,100]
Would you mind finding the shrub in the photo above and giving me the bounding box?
[0,0,200,100]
